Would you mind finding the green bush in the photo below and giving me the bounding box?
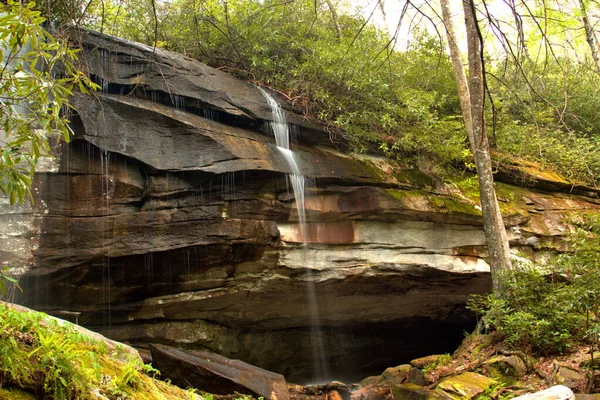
[0,306,102,397]
[469,215,600,355]
[0,305,164,399]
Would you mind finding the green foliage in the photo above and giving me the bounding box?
[490,58,600,184]
[0,304,176,399]
[0,267,21,297]
[469,215,600,355]
[0,305,104,398]
[421,353,452,373]
[0,0,96,204]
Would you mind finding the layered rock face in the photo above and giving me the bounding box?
[5,31,600,384]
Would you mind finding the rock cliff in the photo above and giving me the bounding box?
[3,30,599,384]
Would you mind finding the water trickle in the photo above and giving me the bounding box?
[100,149,112,329]
[171,94,185,111]
[203,108,219,121]
[97,49,111,93]
[258,87,331,383]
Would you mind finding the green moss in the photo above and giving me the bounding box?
[447,175,481,200]
[0,387,36,400]
[439,197,482,216]
[385,188,428,202]
[0,304,199,400]
[386,188,482,216]
[447,175,531,218]
[437,372,496,399]
[356,158,391,183]
[394,168,437,187]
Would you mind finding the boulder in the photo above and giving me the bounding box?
[485,355,528,378]
[392,384,448,400]
[554,366,585,390]
[410,355,447,370]
[380,365,411,385]
[435,372,495,399]
[352,365,425,400]
[408,368,428,386]
[149,343,290,400]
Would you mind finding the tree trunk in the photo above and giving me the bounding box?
[462,0,513,292]
[324,0,343,39]
[440,0,475,153]
[579,0,600,74]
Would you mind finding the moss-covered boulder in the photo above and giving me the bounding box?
[380,365,411,384]
[485,355,528,379]
[555,366,585,390]
[393,383,449,400]
[435,372,495,399]
[0,303,202,400]
[411,355,448,370]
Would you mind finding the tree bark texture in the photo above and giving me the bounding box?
[324,0,343,39]
[579,0,600,74]
[462,0,513,292]
[440,0,475,154]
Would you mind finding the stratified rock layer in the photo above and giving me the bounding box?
[4,30,599,384]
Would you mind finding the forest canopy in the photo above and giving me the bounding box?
[40,0,600,185]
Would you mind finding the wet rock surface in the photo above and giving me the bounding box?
[150,343,290,399]
[3,30,599,384]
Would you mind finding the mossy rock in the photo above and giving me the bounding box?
[485,355,528,379]
[393,383,449,400]
[394,169,437,187]
[359,375,380,387]
[581,352,600,369]
[437,197,481,216]
[385,189,482,218]
[555,366,585,389]
[435,372,495,400]
[411,355,447,370]
[380,364,411,384]
[0,387,36,400]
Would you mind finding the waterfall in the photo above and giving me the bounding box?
[258,87,331,383]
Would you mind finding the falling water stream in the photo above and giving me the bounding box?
[258,87,331,383]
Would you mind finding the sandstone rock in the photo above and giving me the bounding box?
[580,352,600,369]
[326,390,343,400]
[77,30,325,136]
[350,385,393,400]
[392,383,448,400]
[408,367,428,386]
[358,376,380,387]
[380,365,411,384]
[494,158,599,198]
[410,355,446,370]
[353,365,424,399]
[554,366,585,390]
[435,372,495,399]
[485,355,528,378]
[149,343,290,400]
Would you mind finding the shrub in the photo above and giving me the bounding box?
[469,215,600,355]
